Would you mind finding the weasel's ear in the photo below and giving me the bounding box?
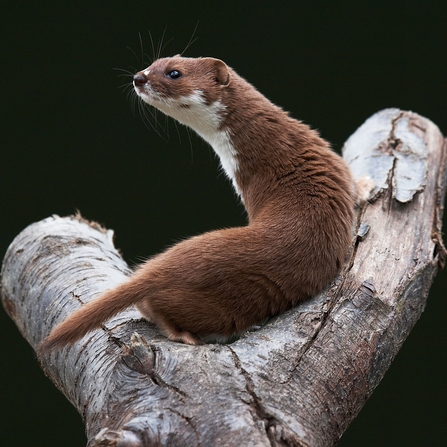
[210,58,231,86]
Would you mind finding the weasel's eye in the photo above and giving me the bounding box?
[166,70,182,79]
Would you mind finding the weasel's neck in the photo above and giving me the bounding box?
[204,129,240,195]
[161,77,322,205]
[161,91,241,195]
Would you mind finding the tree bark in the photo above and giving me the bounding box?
[1,109,446,447]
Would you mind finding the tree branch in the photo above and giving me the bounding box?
[1,109,446,447]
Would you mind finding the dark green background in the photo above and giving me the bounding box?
[1,1,446,446]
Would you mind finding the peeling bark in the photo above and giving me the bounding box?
[1,109,446,447]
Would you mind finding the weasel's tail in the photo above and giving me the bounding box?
[38,281,142,355]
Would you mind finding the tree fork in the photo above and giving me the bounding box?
[2,109,446,447]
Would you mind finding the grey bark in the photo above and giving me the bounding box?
[1,109,446,447]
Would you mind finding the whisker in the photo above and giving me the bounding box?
[148,30,156,64]
[157,27,167,60]
[173,119,182,145]
[185,127,194,164]
[160,37,174,58]
[113,67,134,74]
[138,31,144,67]
[116,73,133,80]
[119,83,133,94]
[126,45,140,66]
[126,88,138,111]
[161,112,171,135]
[137,100,170,142]
[114,67,137,84]
[181,22,200,56]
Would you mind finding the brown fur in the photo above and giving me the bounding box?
[39,56,354,353]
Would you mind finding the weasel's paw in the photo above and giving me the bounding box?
[167,328,204,345]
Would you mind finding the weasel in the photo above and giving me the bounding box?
[39,56,355,352]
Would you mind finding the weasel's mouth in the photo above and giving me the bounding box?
[133,73,155,104]
[133,85,143,96]
[134,86,154,105]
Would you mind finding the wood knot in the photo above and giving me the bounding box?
[121,332,155,375]
[361,280,376,296]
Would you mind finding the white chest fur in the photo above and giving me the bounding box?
[138,87,241,195]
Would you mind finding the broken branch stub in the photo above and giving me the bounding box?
[1,109,446,447]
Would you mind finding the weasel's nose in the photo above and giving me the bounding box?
[133,73,148,87]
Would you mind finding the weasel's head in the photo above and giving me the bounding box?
[134,56,240,192]
[133,56,231,133]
